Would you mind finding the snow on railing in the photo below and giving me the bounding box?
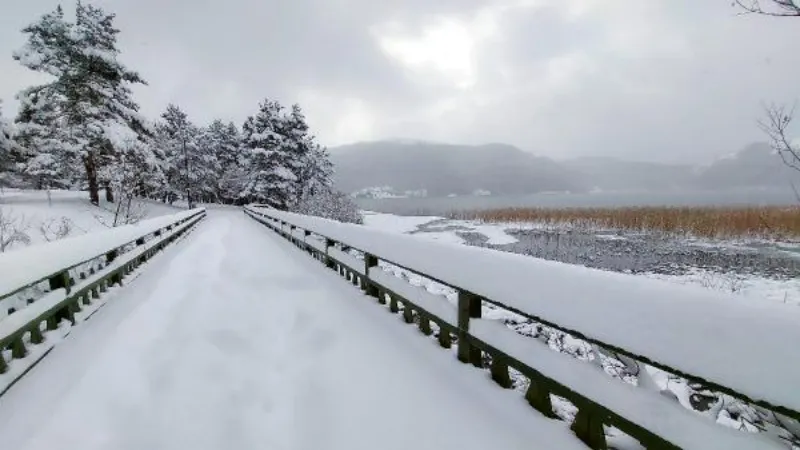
[245,205,798,450]
[0,208,206,391]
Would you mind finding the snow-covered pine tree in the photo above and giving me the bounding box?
[292,142,361,223]
[202,120,243,203]
[0,101,12,156]
[191,125,221,203]
[240,99,298,208]
[0,101,14,187]
[14,3,149,205]
[298,143,334,199]
[156,104,216,207]
[278,104,314,203]
[13,86,77,190]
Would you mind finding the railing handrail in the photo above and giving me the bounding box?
[245,206,793,449]
[0,209,207,387]
[0,208,206,302]
[244,206,800,422]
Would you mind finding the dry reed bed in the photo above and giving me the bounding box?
[448,206,800,240]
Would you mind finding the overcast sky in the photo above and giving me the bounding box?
[1,0,798,163]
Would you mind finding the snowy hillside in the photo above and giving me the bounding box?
[0,190,184,251]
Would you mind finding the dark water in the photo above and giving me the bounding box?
[357,188,799,215]
[412,219,800,279]
[499,230,799,278]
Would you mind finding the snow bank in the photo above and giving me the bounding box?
[361,211,441,234]
[361,212,518,245]
[247,206,800,416]
[0,190,186,248]
[0,208,205,300]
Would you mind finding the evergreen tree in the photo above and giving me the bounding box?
[14,2,148,205]
[13,86,76,190]
[157,104,203,207]
[298,143,334,199]
[240,100,298,208]
[0,102,11,154]
[0,100,17,188]
[202,120,243,203]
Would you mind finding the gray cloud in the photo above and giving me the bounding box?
[1,0,798,162]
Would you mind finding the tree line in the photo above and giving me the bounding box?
[0,3,360,223]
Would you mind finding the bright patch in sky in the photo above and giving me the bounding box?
[374,18,480,89]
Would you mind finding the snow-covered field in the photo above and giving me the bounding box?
[0,189,184,251]
[361,211,800,307]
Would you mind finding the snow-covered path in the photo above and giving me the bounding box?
[0,209,583,450]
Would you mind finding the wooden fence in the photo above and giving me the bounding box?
[245,206,795,450]
[0,208,206,392]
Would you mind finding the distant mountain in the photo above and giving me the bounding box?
[330,141,585,197]
[329,140,800,197]
[693,142,800,190]
[562,157,695,192]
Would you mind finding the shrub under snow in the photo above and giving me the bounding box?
[293,189,363,224]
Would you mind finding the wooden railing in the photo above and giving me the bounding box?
[245,206,797,450]
[0,208,206,390]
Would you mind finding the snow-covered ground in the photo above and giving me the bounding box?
[361,211,800,306]
[0,189,185,250]
[362,211,518,245]
[0,209,586,450]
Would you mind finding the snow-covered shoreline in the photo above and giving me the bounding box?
[361,211,800,307]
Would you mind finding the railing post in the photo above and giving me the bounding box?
[11,335,27,359]
[437,323,452,348]
[48,270,71,294]
[526,378,557,418]
[402,300,414,323]
[30,323,44,344]
[470,295,482,319]
[490,353,512,388]
[364,253,379,297]
[457,290,482,367]
[571,407,608,449]
[325,239,336,269]
[418,312,433,335]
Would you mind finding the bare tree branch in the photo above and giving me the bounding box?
[0,207,31,252]
[39,217,74,242]
[758,102,800,172]
[734,0,800,17]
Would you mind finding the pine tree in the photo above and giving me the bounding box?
[13,86,76,190]
[240,99,298,208]
[157,104,203,207]
[0,102,11,154]
[14,2,148,205]
[0,100,17,188]
[298,143,334,199]
[202,120,242,203]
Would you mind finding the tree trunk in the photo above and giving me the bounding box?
[84,153,100,206]
[105,184,114,203]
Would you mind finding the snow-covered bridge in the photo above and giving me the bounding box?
[0,207,797,450]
